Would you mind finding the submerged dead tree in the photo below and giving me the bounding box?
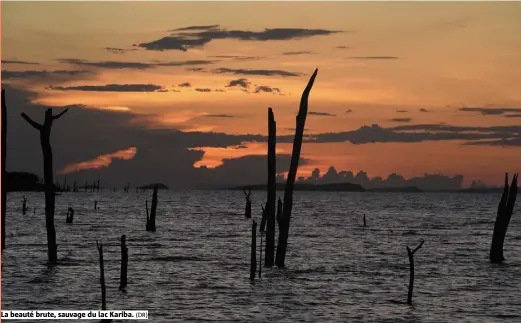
[146,186,158,231]
[259,204,267,277]
[243,188,252,219]
[490,173,518,263]
[1,90,7,250]
[96,241,112,323]
[66,207,74,224]
[265,108,277,267]
[250,219,257,282]
[21,107,69,264]
[407,239,424,305]
[22,196,28,215]
[275,68,318,268]
[120,235,128,291]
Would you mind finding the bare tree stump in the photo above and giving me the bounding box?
[243,188,252,219]
[1,90,7,250]
[21,107,69,264]
[490,173,518,262]
[250,219,257,282]
[275,68,318,268]
[22,196,27,215]
[363,214,367,227]
[66,207,74,224]
[407,239,424,305]
[119,235,128,291]
[146,186,158,231]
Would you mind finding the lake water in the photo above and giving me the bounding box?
[2,191,521,322]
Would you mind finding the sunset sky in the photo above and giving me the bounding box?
[2,1,521,188]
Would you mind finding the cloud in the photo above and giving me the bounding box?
[458,107,521,116]
[396,109,408,113]
[58,58,217,70]
[187,67,205,72]
[348,56,399,60]
[178,82,192,87]
[204,114,235,118]
[208,55,262,61]
[1,60,39,65]
[419,108,429,112]
[170,25,220,32]
[213,68,302,77]
[390,118,412,123]
[309,111,336,117]
[195,88,212,92]
[2,69,93,83]
[225,78,250,88]
[49,84,166,92]
[58,147,137,174]
[505,114,521,118]
[336,46,350,49]
[345,109,353,113]
[104,47,138,54]
[282,51,314,55]
[137,27,343,51]
[254,85,281,94]
[298,166,464,191]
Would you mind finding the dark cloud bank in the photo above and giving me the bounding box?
[2,85,520,189]
[136,25,343,52]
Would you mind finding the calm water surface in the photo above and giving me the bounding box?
[2,191,521,322]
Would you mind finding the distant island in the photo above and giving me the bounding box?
[6,172,63,192]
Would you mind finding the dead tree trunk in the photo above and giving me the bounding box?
[275,68,318,268]
[363,214,367,227]
[265,108,277,267]
[276,197,282,227]
[1,90,7,250]
[243,188,252,219]
[119,235,128,291]
[22,196,27,215]
[21,107,68,264]
[96,241,112,323]
[146,186,158,231]
[66,207,74,224]
[250,219,257,282]
[407,239,424,305]
[259,204,266,277]
[490,173,518,263]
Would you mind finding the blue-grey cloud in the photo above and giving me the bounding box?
[282,51,314,55]
[348,56,399,60]
[225,78,250,88]
[49,84,165,92]
[309,111,336,117]
[213,68,302,77]
[137,27,343,51]
[2,60,39,65]
[58,58,218,70]
[458,106,521,116]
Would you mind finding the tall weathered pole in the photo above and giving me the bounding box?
[275,68,318,268]
[265,108,276,267]
[21,107,69,264]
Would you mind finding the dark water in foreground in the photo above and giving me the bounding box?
[2,191,521,322]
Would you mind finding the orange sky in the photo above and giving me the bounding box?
[2,1,521,186]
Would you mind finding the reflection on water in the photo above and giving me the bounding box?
[2,191,521,322]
